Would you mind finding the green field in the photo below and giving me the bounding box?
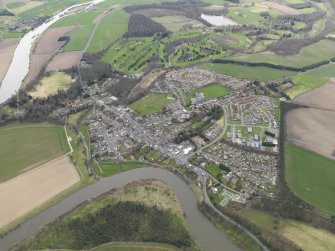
[286,73,328,98]
[308,63,335,78]
[202,63,298,81]
[228,7,263,25]
[64,24,95,51]
[0,123,69,182]
[18,0,90,19]
[285,143,335,216]
[186,83,230,100]
[88,8,130,53]
[129,93,174,115]
[0,32,23,39]
[51,11,100,51]
[51,11,100,27]
[6,2,25,9]
[93,161,146,176]
[229,40,335,68]
[241,209,335,250]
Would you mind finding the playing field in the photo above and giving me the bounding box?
[129,93,174,115]
[230,40,335,68]
[88,8,130,53]
[0,123,70,183]
[186,83,230,100]
[285,143,335,216]
[202,63,297,81]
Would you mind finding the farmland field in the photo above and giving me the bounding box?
[0,123,70,182]
[285,143,335,216]
[88,8,130,53]
[66,25,95,51]
[202,63,298,81]
[228,7,263,24]
[129,93,174,115]
[0,156,79,229]
[0,38,19,83]
[229,40,335,68]
[186,83,230,100]
[241,209,335,251]
[286,73,328,98]
[51,11,100,28]
[152,15,203,32]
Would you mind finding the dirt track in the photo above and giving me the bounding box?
[0,38,19,83]
[46,51,82,71]
[286,108,335,160]
[0,156,80,229]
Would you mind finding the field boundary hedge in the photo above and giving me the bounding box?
[211,58,331,72]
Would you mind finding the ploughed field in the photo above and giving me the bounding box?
[0,123,70,182]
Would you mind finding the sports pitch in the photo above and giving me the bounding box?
[220,189,236,207]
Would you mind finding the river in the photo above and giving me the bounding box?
[0,0,105,104]
[0,168,240,251]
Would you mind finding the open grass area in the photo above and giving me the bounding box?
[308,63,335,79]
[285,143,335,216]
[185,83,230,100]
[152,15,203,32]
[64,24,95,51]
[129,93,174,115]
[51,11,100,27]
[286,73,328,98]
[88,8,130,53]
[0,123,69,183]
[29,72,73,98]
[18,0,90,19]
[50,11,100,51]
[241,209,335,251]
[202,63,298,81]
[229,40,335,68]
[93,160,147,176]
[228,7,263,25]
[0,32,23,39]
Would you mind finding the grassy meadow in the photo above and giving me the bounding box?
[286,73,328,98]
[0,123,69,182]
[88,8,130,53]
[241,209,335,251]
[93,161,146,176]
[202,63,298,81]
[129,93,174,115]
[285,143,335,216]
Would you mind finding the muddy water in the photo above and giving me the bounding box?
[0,168,240,251]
